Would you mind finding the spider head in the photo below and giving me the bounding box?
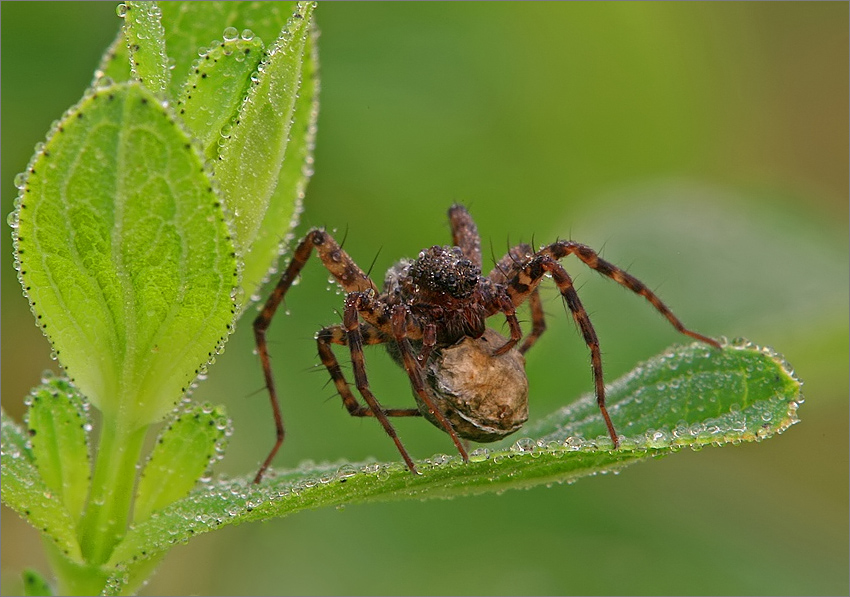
[408,245,480,299]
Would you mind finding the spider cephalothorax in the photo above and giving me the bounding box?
[393,245,490,346]
[252,204,719,483]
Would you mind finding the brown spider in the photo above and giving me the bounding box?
[252,204,719,483]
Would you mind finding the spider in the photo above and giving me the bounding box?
[252,204,719,483]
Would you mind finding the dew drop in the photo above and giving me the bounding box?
[94,76,114,89]
[223,26,239,42]
[336,464,357,479]
[13,172,27,189]
[116,3,128,17]
[241,29,255,41]
[511,437,537,453]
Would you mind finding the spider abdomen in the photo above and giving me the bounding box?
[422,328,529,442]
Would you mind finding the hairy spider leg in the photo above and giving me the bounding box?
[499,241,721,449]
[541,241,721,349]
[339,290,470,467]
[341,294,422,473]
[489,243,546,354]
[500,254,620,447]
[448,203,483,267]
[252,229,378,484]
[387,302,471,464]
[315,324,422,418]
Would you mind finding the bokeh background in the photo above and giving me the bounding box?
[2,2,847,595]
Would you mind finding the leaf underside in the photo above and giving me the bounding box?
[101,339,800,590]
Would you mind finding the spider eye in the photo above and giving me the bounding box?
[409,246,479,298]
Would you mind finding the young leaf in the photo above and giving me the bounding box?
[134,402,231,523]
[156,1,300,99]
[240,21,319,299]
[104,340,801,582]
[215,1,315,255]
[25,377,91,521]
[11,81,238,427]
[121,1,169,94]
[1,411,83,563]
[176,36,265,160]
[22,569,52,597]
[94,31,132,87]
[94,2,318,303]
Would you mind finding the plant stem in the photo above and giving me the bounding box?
[44,539,110,596]
[77,418,148,566]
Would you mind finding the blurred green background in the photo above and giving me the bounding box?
[2,2,848,595]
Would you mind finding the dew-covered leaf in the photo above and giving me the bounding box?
[105,340,801,579]
[134,403,231,523]
[97,2,302,100]
[122,1,169,95]
[25,376,92,522]
[239,20,318,300]
[157,1,300,99]
[1,411,83,563]
[11,81,238,427]
[215,2,314,257]
[176,36,265,160]
[93,2,318,305]
[94,31,132,86]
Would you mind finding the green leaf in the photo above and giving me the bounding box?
[104,340,801,579]
[96,2,303,98]
[122,1,169,95]
[93,31,132,87]
[25,376,91,521]
[215,1,314,255]
[134,402,231,523]
[22,568,52,597]
[1,411,83,564]
[175,36,265,160]
[11,81,238,427]
[93,2,318,303]
[240,21,318,300]
[156,1,300,99]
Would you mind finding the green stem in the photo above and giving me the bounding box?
[77,418,148,566]
[43,538,110,596]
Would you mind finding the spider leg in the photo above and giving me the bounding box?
[541,241,721,349]
[491,290,524,356]
[448,204,482,267]
[389,304,470,464]
[344,294,419,473]
[417,323,437,366]
[520,290,546,354]
[488,243,534,284]
[252,229,379,484]
[502,255,619,447]
[489,243,546,354]
[316,323,422,418]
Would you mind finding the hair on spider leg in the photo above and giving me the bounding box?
[338,222,350,249]
[251,204,720,483]
[364,246,383,279]
[244,383,273,400]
